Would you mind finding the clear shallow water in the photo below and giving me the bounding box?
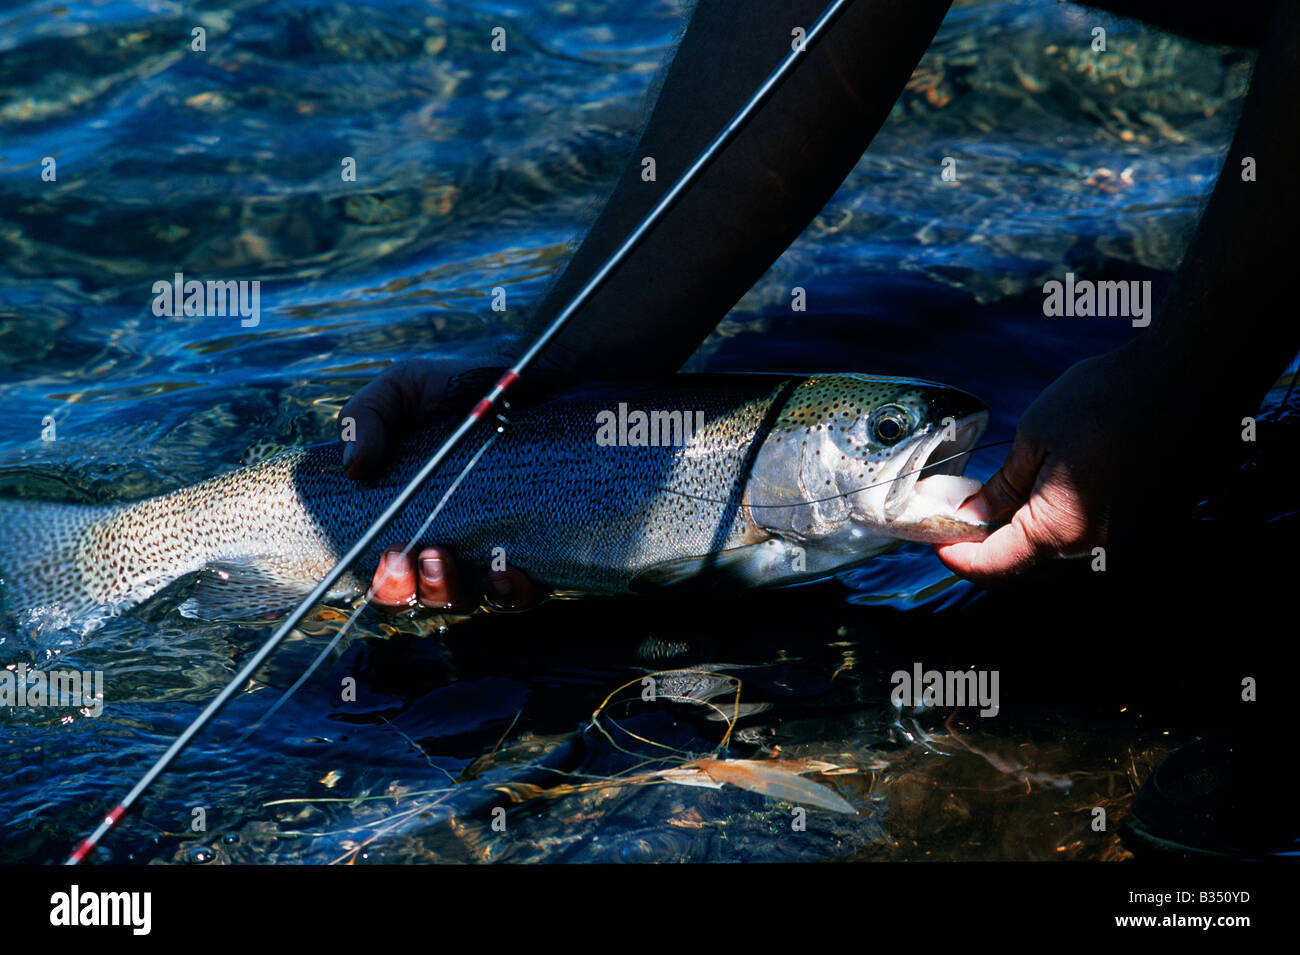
[0,0,1292,864]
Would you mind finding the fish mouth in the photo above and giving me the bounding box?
[883,411,988,522]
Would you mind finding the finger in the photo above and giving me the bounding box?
[955,435,1044,525]
[339,376,399,480]
[486,566,542,610]
[935,510,1048,583]
[368,548,417,609]
[339,361,452,480]
[415,546,470,611]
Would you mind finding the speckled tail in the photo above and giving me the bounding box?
[0,498,107,627]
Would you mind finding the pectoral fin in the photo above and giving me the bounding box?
[630,537,880,593]
[177,558,361,622]
[629,542,783,593]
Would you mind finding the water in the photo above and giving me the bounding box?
[0,0,1291,864]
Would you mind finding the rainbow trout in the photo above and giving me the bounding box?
[0,374,990,634]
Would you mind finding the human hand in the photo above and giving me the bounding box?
[338,358,464,481]
[338,359,545,611]
[935,343,1195,583]
[366,545,543,612]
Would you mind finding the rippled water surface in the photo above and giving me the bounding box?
[0,0,1293,864]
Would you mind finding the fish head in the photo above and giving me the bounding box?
[744,375,992,567]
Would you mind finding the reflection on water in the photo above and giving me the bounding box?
[0,0,1290,863]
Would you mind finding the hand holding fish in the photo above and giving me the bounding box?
[338,358,465,482]
[366,545,541,613]
[934,340,1228,582]
[939,0,1300,583]
[934,352,1122,582]
[338,358,544,612]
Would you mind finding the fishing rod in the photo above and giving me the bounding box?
[66,0,857,864]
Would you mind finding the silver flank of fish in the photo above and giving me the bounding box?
[0,375,990,633]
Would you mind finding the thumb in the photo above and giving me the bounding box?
[934,432,1049,582]
[954,432,1043,526]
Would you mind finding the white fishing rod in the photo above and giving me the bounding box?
[66,0,856,865]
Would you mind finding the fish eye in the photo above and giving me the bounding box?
[870,406,910,445]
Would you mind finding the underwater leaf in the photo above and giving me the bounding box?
[658,768,725,790]
[672,758,856,814]
[491,782,548,804]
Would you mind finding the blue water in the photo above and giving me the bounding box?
[0,0,1290,863]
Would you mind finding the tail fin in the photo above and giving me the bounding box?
[0,498,111,633]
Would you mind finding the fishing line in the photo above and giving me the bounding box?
[66,0,857,864]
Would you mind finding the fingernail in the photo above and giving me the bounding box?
[381,549,407,573]
[419,556,444,584]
